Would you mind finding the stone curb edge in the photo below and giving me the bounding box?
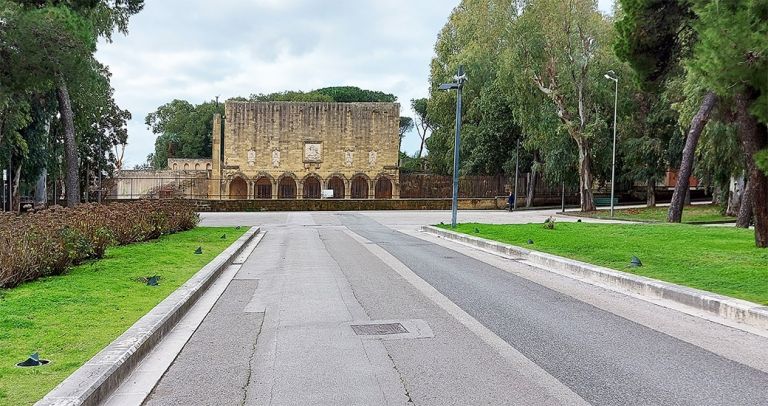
[421,225,768,332]
[36,226,261,406]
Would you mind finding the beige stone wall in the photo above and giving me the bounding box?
[113,170,208,199]
[167,158,212,172]
[210,101,400,199]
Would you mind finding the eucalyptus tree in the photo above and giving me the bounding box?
[425,0,518,176]
[513,0,617,211]
[411,98,433,159]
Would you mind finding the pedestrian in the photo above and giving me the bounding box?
[508,191,514,212]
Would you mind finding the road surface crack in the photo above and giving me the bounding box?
[387,353,414,404]
[240,313,265,406]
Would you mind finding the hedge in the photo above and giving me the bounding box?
[0,200,199,288]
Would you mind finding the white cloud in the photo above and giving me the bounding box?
[97,0,614,167]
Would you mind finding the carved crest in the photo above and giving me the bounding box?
[344,151,354,167]
[304,142,323,163]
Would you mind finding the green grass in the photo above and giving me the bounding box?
[569,204,733,224]
[0,227,246,406]
[443,222,768,305]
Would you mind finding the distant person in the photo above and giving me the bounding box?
[508,191,514,212]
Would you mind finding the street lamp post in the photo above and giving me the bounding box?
[439,65,467,228]
[514,139,519,211]
[604,70,619,217]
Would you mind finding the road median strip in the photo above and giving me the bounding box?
[421,225,768,332]
[36,227,261,406]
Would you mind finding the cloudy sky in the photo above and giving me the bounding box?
[96,0,613,168]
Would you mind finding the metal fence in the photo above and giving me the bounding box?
[105,174,585,201]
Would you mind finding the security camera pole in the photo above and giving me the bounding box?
[439,65,467,228]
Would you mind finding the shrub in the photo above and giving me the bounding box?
[0,200,199,288]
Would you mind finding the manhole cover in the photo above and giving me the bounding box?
[351,323,408,336]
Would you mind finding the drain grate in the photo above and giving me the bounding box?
[351,323,408,336]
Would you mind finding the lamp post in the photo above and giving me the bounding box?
[439,65,467,228]
[514,139,519,210]
[604,70,618,217]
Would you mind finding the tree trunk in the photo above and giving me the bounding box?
[526,151,540,208]
[646,180,656,207]
[726,175,745,217]
[417,136,426,159]
[668,91,717,222]
[736,181,752,228]
[734,91,768,246]
[11,165,20,212]
[57,77,80,207]
[576,138,596,212]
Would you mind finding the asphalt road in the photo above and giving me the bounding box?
[339,213,768,406]
[142,211,768,405]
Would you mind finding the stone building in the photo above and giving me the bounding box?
[210,101,400,199]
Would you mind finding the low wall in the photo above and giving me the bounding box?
[107,198,505,212]
[199,198,504,212]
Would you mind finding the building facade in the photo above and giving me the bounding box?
[210,101,401,199]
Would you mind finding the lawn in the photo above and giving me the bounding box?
[442,222,768,305]
[568,204,734,224]
[0,226,246,406]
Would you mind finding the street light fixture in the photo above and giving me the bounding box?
[604,70,618,217]
[439,65,467,228]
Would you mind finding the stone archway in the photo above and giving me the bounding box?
[278,177,297,199]
[351,175,369,199]
[303,176,321,199]
[255,177,272,199]
[229,177,248,199]
[328,176,345,199]
[375,177,393,199]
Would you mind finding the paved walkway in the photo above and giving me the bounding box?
[136,209,768,405]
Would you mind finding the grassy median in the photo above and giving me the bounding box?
[442,222,768,305]
[568,204,733,224]
[0,226,246,406]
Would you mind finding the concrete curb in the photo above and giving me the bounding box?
[421,225,768,332]
[37,227,261,406]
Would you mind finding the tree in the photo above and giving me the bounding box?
[516,0,616,211]
[412,98,433,159]
[10,5,95,206]
[613,0,720,223]
[145,100,224,169]
[398,116,414,167]
[4,0,143,206]
[248,86,397,103]
[426,0,517,176]
[686,0,768,247]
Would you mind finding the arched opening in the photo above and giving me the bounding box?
[172,163,178,170]
[303,176,321,199]
[195,163,200,170]
[278,177,297,199]
[255,177,272,199]
[206,163,212,171]
[351,176,369,199]
[184,163,189,170]
[229,177,247,199]
[328,177,345,199]
[375,177,393,199]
